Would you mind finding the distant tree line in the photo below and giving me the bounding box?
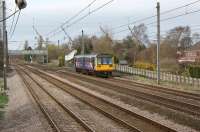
[23,24,200,75]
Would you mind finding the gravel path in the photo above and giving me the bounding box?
[0,71,52,132]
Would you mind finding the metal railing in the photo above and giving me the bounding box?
[115,65,200,87]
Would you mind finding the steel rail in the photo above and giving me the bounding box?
[57,70,200,117]
[18,66,95,132]
[16,68,61,132]
[111,78,200,101]
[25,65,177,132]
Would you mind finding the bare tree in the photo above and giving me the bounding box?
[192,33,200,44]
[126,24,149,64]
[159,26,191,72]
[37,35,44,49]
[180,36,192,50]
[92,35,113,54]
[129,24,149,46]
[72,35,93,54]
[164,26,191,51]
[24,40,29,50]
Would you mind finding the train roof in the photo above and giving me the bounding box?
[75,54,97,58]
[75,53,112,58]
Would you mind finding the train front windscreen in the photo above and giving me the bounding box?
[97,57,113,65]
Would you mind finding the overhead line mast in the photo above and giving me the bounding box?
[1,0,27,92]
[61,27,73,50]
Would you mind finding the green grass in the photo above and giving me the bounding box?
[0,95,8,119]
[0,79,3,91]
[0,95,8,108]
[0,79,8,119]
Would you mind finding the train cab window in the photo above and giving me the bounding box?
[108,58,112,64]
[102,58,107,64]
[102,57,112,65]
[97,58,101,65]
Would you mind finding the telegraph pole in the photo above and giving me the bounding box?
[81,30,85,55]
[46,38,49,64]
[58,40,60,49]
[6,31,8,66]
[156,0,161,84]
[2,0,7,91]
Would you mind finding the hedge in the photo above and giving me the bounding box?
[189,65,200,78]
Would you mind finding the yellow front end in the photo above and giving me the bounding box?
[95,64,114,72]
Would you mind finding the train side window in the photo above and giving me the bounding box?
[80,58,83,64]
[85,58,89,63]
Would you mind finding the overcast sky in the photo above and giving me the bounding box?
[6,0,200,50]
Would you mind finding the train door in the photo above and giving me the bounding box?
[91,57,95,70]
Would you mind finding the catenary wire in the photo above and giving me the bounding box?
[48,0,114,38]
[112,8,200,35]
[10,10,21,39]
[46,0,98,36]
[9,6,17,35]
[0,9,20,22]
[111,0,200,31]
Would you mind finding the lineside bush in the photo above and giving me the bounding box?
[134,62,156,71]
[58,56,65,67]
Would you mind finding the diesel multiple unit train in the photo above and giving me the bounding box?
[74,54,114,76]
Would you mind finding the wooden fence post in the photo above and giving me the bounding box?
[192,77,195,87]
[184,76,186,85]
[176,74,178,85]
[198,79,200,88]
[186,77,188,85]
[194,78,197,87]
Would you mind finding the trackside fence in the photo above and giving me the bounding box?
[115,65,200,87]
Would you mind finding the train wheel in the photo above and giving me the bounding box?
[107,72,112,78]
[76,68,81,73]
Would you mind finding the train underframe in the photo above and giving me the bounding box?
[75,68,112,77]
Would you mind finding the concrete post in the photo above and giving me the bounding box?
[156,1,161,84]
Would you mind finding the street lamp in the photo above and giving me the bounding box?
[15,0,27,10]
[156,0,160,84]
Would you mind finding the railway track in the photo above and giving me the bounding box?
[28,63,200,100]
[17,67,93,132]
[53,69,200,118]
[18,65,142,132]
[24,65,178,132]
[17,68,61,132]
[111,77,200,101]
